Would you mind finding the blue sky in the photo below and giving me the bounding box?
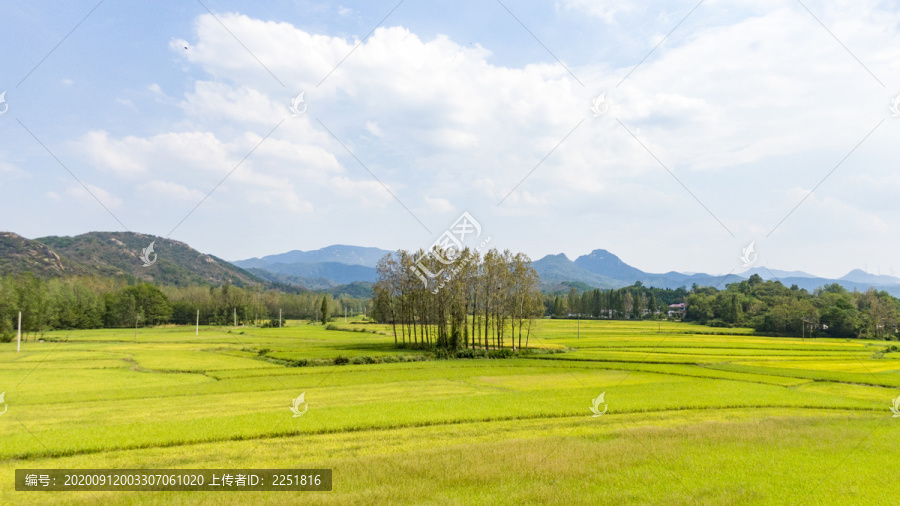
[1,0,900,279]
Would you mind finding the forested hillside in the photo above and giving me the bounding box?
[37,232,262,286]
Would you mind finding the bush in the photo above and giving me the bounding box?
[325,323,339,331]
[487,348,514,359]
[433,348,451,360]
[333,355,350,365]
[454,348,486,359]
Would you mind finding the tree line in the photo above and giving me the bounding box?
[545,282,687,319]
[0,273,370,340]
[372,248,544,350]
[684,275,900,339]
[545,275,900,339]
[5,266,896,342]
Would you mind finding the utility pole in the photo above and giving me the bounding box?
[196,310,199,336]
[577,315,580,339]
[279,308,282,328]
[234,307,237,327]
[135,314,139,342]
[17,311,21,352]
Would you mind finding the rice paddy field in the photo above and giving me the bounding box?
[1,318,898,505]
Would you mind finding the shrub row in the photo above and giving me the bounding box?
[325,323,379,334]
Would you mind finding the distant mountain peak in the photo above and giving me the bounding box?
[574,248,645,282]
[840,268,900,285]
[583,248,616,257]
[235,244,392,269]
[738,266,818,280]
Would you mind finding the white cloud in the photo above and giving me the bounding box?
[779,186,889,235]
[42,5,900,271]
[139,180,207,202]
[78,130,234,177]
[152,9,900,206]
[365,121,383,137]
[0,161,24,176]
[329,176,395,206]
[246,188,314,213]
[424,195,453,213]
[65,184,123,209]
[180,81,283,124]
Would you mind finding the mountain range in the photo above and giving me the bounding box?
[3,231,899,297]
[235,245,389,269]
[233,245,387,294]
[235,244,900,297]
[532,249,900,297]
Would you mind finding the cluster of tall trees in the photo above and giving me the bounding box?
[0,273,173,337]
[373,248,544,350]
[684,275,900,339]
[0,273,371,339]
[546,283,687,319]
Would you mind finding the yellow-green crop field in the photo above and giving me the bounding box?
[1,318,898,504]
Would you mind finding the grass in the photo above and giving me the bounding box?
[0,318,897,504]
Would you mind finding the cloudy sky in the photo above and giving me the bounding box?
[1,0,899,278]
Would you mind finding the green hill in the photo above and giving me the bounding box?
[0,232,86,278]
[1,231,263,287]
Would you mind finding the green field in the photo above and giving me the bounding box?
[1,319,898,504]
